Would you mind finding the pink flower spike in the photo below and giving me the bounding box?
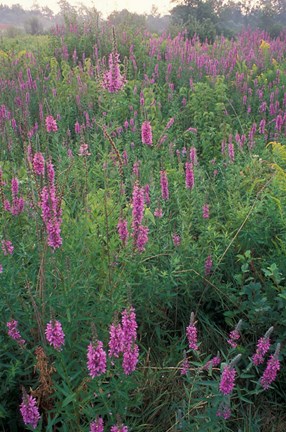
[186,312,198,351]
[7,320,25,345]
[110,424,129,432]
[87,340,107,378]
[252,326,273,366]
[45,320,65,350]
[2,240,14,255]
[260,343,280,390]
[216,401,231,420]
[219,365,236,395]
[33,152,45,176]
[122,343,139,375]
[90,417,104,432]
[141,121,152,146]
[227,320,242,349]
[45,115,58,132]
[20,392,40,430]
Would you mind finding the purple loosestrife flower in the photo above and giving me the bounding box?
[219,365,236,395]
[205,255,213,276]
[45,320,65,350]
[216,401,231,420]
[45,115,58,132]
[7,320,25,345]
[33,152,45,176]
[181,351,190,375]
[186,312,198,351]
[227,320,242,349]
[141,121,153,146]
[144,184,150,205]
[252,327,273,366]
[190,146,198,165]
[260,344,281,390]
[131,183,144,231]
[154,207,163,218]
[228,143,235,162]
[87,340,107,378]
[165,117,174,129]
[117,219,129,246]
[202,355,221,370]
[135,225,149,252]
[20,393,40,430]
[160,170,169,200]
[185,162,194,189]
[108,322,124,358]
[172,234,181,247]
[102,52,125,93]
[122,343,139,375]
[2,240,14,255]
[219,354,241,396]
[121,306,137,349]
[110,424,128,432]
[78,143,91,156]
[0,263,2,273]
[202,204,209,219]
[90,417,104,432]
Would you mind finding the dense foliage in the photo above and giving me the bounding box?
[1,21,286,431]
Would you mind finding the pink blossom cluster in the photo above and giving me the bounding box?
[109,306,139,375]
[40,161,62,249]
[219,365,236,395]
[186,313,198,351]
[260,349,280,390]
[131,183,149,253]
[185,162,194,189]
[4,178,24,215]
[160,170,169,200]
[7,319,25,345]
[141,121,153,145]
[87,340,107,378]
[2,239,14,255]
[20,393,41,430]
[45,320,65,350]
[45,115,58,132]
[110,424,129,432]
[102,52,125,93]
[90,417,104,432]
[33,152,45,176]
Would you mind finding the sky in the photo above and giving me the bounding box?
[2,0,174,17]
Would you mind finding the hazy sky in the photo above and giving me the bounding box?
[2,0,174,17]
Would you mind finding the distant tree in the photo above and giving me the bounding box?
[24,16,43,34]
[107,9,146,30]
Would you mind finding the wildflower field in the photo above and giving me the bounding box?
[1,22,286,432]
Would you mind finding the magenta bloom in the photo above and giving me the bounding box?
[0,263,2,273]
[131,183,144,230]
[87,340,107,378]
[252,327,273,366]
[78,143,91,156]
[185,162,194,189]
[141,121,153,146]
[190,146,198,165]
[216,401,231,420]
[227,330,240,349]
[121,306,137,349]
[7,320,25,345]
[228,143,235,162]
[2,240,14,255]
[117,219,129,246]
[165,117,174,129]
[219,365,236,395]
[202,355,221,370]
[33,152,45,176]
[260,344,280,390]
[180,355,190,375]
[45,320,65,350]
[252,337,271,365]
[45,115,58,132]
[102,52,125,93]
[110,424,129,432]
[122,344,139,375]
[202,204,209,219]
[154,207,163,218]
[186,314,198,351]
[205,255,213,276]
[160,170,169,200]
[108,322,124,358]
[90,417,104,432]
[172,234,181,247]
[20,394,40,429]
[260,355,280,389]
[135,225,149,252]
